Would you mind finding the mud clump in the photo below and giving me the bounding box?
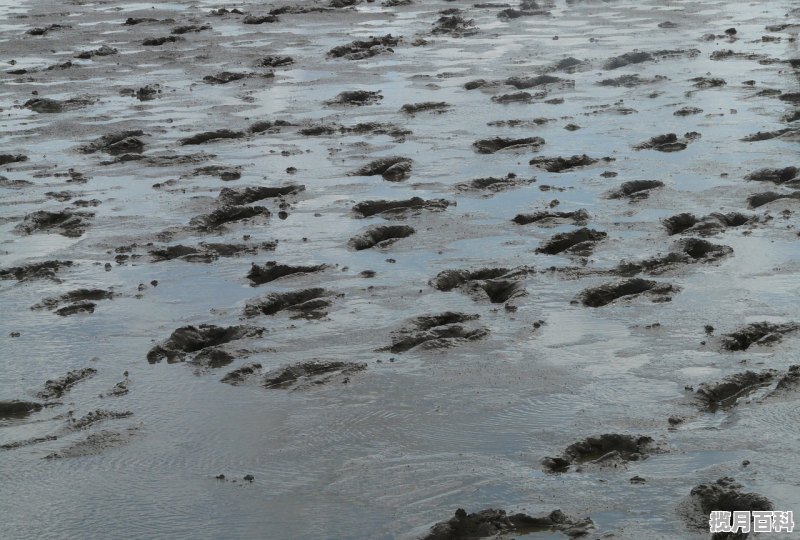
[747,191,800,209]
[680,477,773,533]
[244,288,335,319]
[744,166,799,185]
[75,45,118,59]
[536,228,607,256]
[180,129,245,145]
[242,14,279,24]
[769,365,800,398]
[217,185,304,205]
[246,262,327,285]
[15,210,94,238]
[0,260,73,281]
[607,180,664,199]
[430,267,529,304]
[401,102,449,114]
[352,197,451,218]
[720,322,800,351]
[349,156,412,181]
[218,362,262,385]
[258,55,294,67]
[578,278,677,307]
[37,368,97,400]
[473,137,545,154]
[634,132,699,152]
[596,74,664,87]
[192,165,241,181]
[68,410,133,430]
[147,325,264,364]
[742,128,800,142]
[455,173,534,194]
[422,508,594,540]
[431,13,478,37]
[32,288,113,311]
[695,370,777,412]
[328,35,398,59]
[513,209,589,226]
[663,212,755,236]
[604,51,654,70]
[45,427,138,459]
[79,130,145,155]
[0,154,27,165]
[348,225,415,250]
[24,97,92,114]
[150,241,275,263]
[530,155,613,172]
[263,361,367,389]
[142,36,183,46]
[542,434,658,472]
[617,238,733,276]
[674,106,703,116]
[0,400,44,419]
[326,90,383,106]
[386,312,489,353]
[189,205,270,230]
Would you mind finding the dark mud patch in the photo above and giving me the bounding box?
[37,368,97,400]
[325,90,383,106]
[663,212,756,236]
[67,410,133,430]
[328,35,398,60]
[202,71,267,85]
[512,209,589,226]
[0,400,44,419]
[246,262,328,285]
[352,197,451,218]
[747,191,800,208]
[674,106,703,116]
[431,13,478,37]
[530,155,613,172]
[32,288,113,312]
[536,228,607,256]
[24,97,93,114]
[385,312,489,353]
[422,508,593,540]
[742,128,800,142]
[617,238,733,276]
[634,132,699,152]
[603,51,654,70]
[695,370,777,412]
[263,360,367,389]
[0,260,73,282]
[596,74,665,87]
[542,434,659,472]
[147,325,264,364]
[220,362,263,385]
[679,477,773,533]
[577,278,677,307]
[218,185,304,205]
[150,241,276,263]
[720,321,800,351]
[180,129,246,145]
[243,288,335,319]
[54,303,96,316]
[189,205,270,231]
[473,137,545,154]
[607,180,664,200]
[44,427,138,460]
[430,267,530,304]
[0,154,28,166]
[79,130,145,155]
[75,45,118,60]
[454,173,534,194]
[192,165,241,181]
[143,36,184,46]
[348,225,415,250]
[258,55,294,68]
[348,156,412,181]
[401,101,450,114]
[744,166,799,185]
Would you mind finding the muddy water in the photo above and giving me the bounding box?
[1,0,799,538]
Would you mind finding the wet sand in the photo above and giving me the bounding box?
[1,0,799,538]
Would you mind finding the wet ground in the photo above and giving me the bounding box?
[1,0,799,538]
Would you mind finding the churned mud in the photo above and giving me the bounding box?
[422,508,594,540]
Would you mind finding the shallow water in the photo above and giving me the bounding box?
[1,0,799,538]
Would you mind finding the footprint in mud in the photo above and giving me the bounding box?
[606,180,664,200]
[634,132,700,152]
[217,185,305,205]
[0,260,73,282]
[536,227,607,256]
[31,288,114,316]
[421,508,594,540]
[146,325,264,364]
[384,312,489,353]
[189,205,271,231]
[541,434,661,473]
[325,90,383,106]
[719,321,800,351]
[328,35,399,60]
[512,209,590,226]
[662,211,757,236]
[14,209,94,237]
[149,241,277,263]
[352,197,452,219]
[79,130,146,155]
[246,262,328,286]
[348,225,415,250]
[37,368,97,400]
[530,155,614,172]
[243,288,337,320]
[678,477,772,534]
[348,156,412,181]
[694,370,777,412]
[616,238,733,276]
[472,137,545,154]
[576,278,677,307]
[44,426,139,460]
[454,173,535,195]
[429,267,530,304]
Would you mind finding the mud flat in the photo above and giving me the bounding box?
[1,0,800,538]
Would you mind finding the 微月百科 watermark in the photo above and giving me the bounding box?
[709,511,794,533]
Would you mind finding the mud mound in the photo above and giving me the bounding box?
[150,242,275,262]
[530,155,613,172]
[603,51,654,70]
[217,185,304,205]
[220,363,263,385]
[45,427,138,459]
[32,289,113,311]
[663,212,755,236]
[192,165,241,181]
[617,238,733,275]
[14,210,94,237]
[348,156,412,181]
[147,325,263,364]
[695,370,777,411]
[536,228,607,255]
[472,137,545,154]
[422,508,593,540]
[37,368,97,400]
[513,209,589,226]
[143,36,184,46]
[0,260,73,281]
[542,434,658,472]
[24,97,93,113]
[455,173,534,193]
[401,102,450,114]
[258,55,293,67]
[634,132,699,152]
[328,35,398,59]
[720,321,800,351]
[189,205,270,230]
[607,180,664,199]
[431,267,530,303]
[263,361,367,389]
[596,74,664,87]
[247,262,327,285]
[0,400,43,419]
[767,365,800,398]
[386,312,489,353]
[180,129,246,145]
[352,197,451,218]
[348,225,415,250]
[244,288,334,319]
[679,477,773,533]
[744,166,799,185]
[0,154,27,165]
[79,130,145,155]
[68,410,133,430]
[578,278,677,307]
[747,191,800,208]
[432,13,477,36]
[326,90,383,106]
